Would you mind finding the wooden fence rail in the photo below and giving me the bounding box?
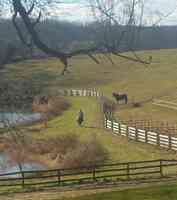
[105,118,177,151]
[0,159,177,189]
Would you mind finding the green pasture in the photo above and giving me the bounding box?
[28,96,177,163]
[61,183,177,200]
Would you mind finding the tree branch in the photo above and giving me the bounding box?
[32,11,41,27]
[12,11,30,47]
[112,51,150,65]
[27,3,35,15]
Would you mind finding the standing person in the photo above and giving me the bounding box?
[77,109,84,126]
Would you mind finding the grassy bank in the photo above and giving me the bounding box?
[2,182,177,200]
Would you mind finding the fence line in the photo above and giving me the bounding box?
[0,159,177,189]
[153,99,177,111]
[58,89,103,97]
[105,118,177,151]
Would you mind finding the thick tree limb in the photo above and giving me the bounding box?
[88,53,100,64]
[12,11,30,47]
[27,3,35,15]
[32,11,41,27]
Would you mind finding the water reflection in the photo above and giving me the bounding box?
[0,112,42,127]
[0,153,44,177]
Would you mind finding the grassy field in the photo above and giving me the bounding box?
[60,184,177,200]
[27,96,177,164]
[2,182,177,200]
[2,48,177,163]
[4,49,177,123]
[2,49,177,198]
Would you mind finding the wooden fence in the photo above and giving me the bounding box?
[120,119,177,136]
[105,118,177,151]
[58,89,102,97]
[0,159,177,189]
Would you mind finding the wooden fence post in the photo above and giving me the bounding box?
[118,123,121,134]
[111,119,114,132]
[57,170,61,185]
[93,166,96,181]
[21,171,25,188]
[76,90,79,96]
[169,136,172,150]
[126,126,129,139]
[157,133,160,146]
[127,163,130,180]
[160,160,163,177]
[89,90,91,96]
[70,90,73,96]
[145,130,148,143]
[135,128,138,141]
[105,117,107,129]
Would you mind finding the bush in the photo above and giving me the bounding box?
[132,102,142,108]
[32,96,71,117]
[4,133,109,169]
[58,136,109,168]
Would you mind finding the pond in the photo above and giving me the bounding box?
[0,112,42,127]
[0,113,44,176]
[0,153,44,177]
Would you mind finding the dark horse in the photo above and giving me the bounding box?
[112,92,128,104]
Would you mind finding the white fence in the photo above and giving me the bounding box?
[58,89,102,97]
[57,88,177,151]
[105,118,177,151]
[153,99,177,111]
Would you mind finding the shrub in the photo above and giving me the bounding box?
[59,136,109,169]
[33,96,70,116]
[4,134,109,170]
[132,102,142,108]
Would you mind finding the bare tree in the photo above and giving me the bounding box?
[0,0,151,73]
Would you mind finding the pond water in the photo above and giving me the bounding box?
[0,153,44,177]
[0,112,42,127]
[0,113,44,176]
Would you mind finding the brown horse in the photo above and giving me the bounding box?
[112,92,128,104]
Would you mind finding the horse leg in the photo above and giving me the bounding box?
[125,97,128,104]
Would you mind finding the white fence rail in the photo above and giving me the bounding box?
[105,118,177,152]
[58,89,102,97]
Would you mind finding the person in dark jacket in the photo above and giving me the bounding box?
[77,109,84,126]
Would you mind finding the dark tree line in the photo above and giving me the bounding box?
[1,18,177,60]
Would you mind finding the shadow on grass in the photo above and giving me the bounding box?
[82,125,102,129]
